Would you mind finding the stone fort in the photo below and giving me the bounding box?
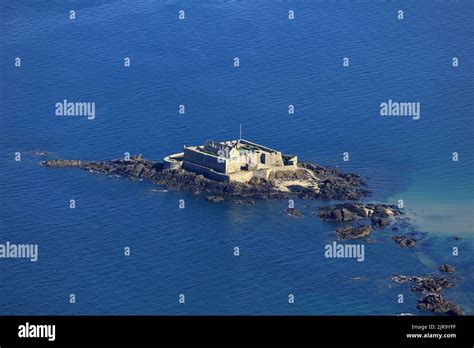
[164,139,298,183]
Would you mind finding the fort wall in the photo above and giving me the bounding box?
[227,170,255,183]
[183,147,226,173]
[182,161,230,182]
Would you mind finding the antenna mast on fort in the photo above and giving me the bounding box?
[239,123,242,141]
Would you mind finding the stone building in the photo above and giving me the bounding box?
[164,139,298,183]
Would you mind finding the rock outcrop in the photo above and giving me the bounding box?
[392,236,417,247]
[371,216,390,228]
[318,203,403,240]
[392,275,454,293]
[206,195,224,202]
[232,199,256,205]
[439,264,455,273]
[392,275,464,316]
[335,225,372,240]
[318,203,400,222]
[42,158,370,201]
[298,163,369,200]
[42,159,82,167]
[417,294,465,316]
[318,207,356,222]
[286,207,302,218]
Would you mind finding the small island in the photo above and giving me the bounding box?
[42,138,369,200]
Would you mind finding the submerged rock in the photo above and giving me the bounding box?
[206,195,224,202]
[439,264,455,273]
[350,276,368,281]
[417,294,464,316]
[392,236,417,247]
[335,225,372,240]
[392,275,454,293]
[449,236,462,241]
[232,199,256,205]
[32,150,52,157]
[286,207,302,218]
[371,216,390,228]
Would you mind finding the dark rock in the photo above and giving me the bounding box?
[412,278,454,293]
[232,199,256,205]
[374,206,391,218]
[439,264,455,273]
[318,203,400,224]
[417,294,464,316]
[339,208,355,221]
[287,185,313,196]
[335,225,372,240]
[340,203,369,217]
[206,195,224,202]
[392,275,454,293]
[42,159,82,167]
[318,207,355,221]
[371,216,389,228]
[298,162,370,200]
[392,236,417,247]
[131,163,145,177]
[286,207,302,218]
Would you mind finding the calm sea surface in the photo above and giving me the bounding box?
[0,0,472,314]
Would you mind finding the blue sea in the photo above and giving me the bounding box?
[0,0,473,315]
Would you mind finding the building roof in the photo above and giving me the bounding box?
[199,139,280,155]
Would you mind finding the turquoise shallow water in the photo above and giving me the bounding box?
[0,0,473,315]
